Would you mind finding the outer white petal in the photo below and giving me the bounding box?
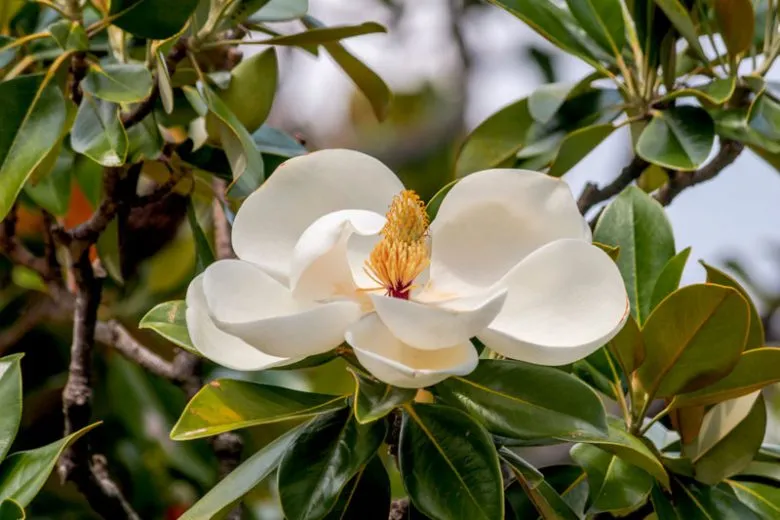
[369,288,507,350]
[203,259,362,358]
[232,149,404,283]
[429,169,590,295]
[186,274,294,371]
[346,314,478,388]
[290,209,385,301]
[478,239,629,366]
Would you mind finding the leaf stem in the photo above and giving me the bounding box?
[639,400,675,436]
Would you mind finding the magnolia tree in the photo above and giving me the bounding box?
[1,0,780,519]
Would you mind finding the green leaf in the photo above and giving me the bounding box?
[81,63,154,104]
[0,423,100,507]
[650,483,681,519]
[277,407,386,520]
[713,105,780,154]
[593,186,675,324]
[261,22,385,46]
[24,148,73,216]
[548,124,615,177]
[323,456,391,520]
[672,478,760,519]
[400,403,504,520]
[504,465,586,520]
[156,49,174,114]
[570,443,653,514]
[96,217,123,284]
[0,355,23,464]
[10,266,46,293]
[126,114,163,163]
[0,499,23,520]
[249,0,308,22]
[748,93,780,142]
[572,349,620,401]
[70,95,129,167]
[637,283,749,398]
[139,300,197,353]
[653,0,706,61]
[48,20,88,51]
[702,262,764,350]
[436,359,607,442]
[0,36,17,69]
[565,0,626,56]
[350,370,415,424]
[0,74,68,221]
[195,84,265,198]
[455,98,532,176]
[650,247,691,311]
[713,0,755,58]
[607,315,644,375]
[499,447,544,489]
[690,393,766,485]
[581,417,670,488]
[528,83,575,124]
[636,106,715,171]
[253,125,306,158]
[171,379,347,440]
[110,0,200,39]
[729,480,780,518]
[179,423,306,520]
[658,78,736,105]
[186,202,215,275]
[674,348,780,408]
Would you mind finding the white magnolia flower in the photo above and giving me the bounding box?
[186,149,629,388]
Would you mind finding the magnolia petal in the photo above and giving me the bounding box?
[429,169,590,295]
[346,314,478,388]
[203,259,362,358]
[479,239,629,366]
[369,288,507,350]
[290,209,385,301]
[186,275,294,371]
[232,149,404,283]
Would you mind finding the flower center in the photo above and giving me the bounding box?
[365,190,430,299]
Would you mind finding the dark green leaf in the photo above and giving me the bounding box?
[607,315,644,375]
[323,456,391,520]
[570,443,653,514]
[400,403,503,520]
[572,349,620,400]
[0,423,99,507]
[653,0,706,61]
[658,78,736,105]
[728,480,780,518]
[171,379,347,440]
[261,22,385,46]
[702,262,764,350]
[0,355,23,465]
[593,186,675,324]
[48,20,87,51]
[565,0,626,55]
[651,482,681,519]
[96,217,123,284]
[179,423,306,520]
[713,0,755,58]
[278,407,386,520]
[672,478,760,519]
[126,114,163,163]
[636,106,715,170]
[70,95,128,167]
[81,63,154,103]
[548,124,615,177]
[748,93,780,141]
[186,202,215,275]
[350,370,415,424]
[0,499,23,520]
[637,284,749,398]
[24,148,72,216]
[248,0,308,22]
[110,0,200,39]
[139,300,198,354]
[499,447,543,489]
[0,74,68,221]
[436,359,607,442]
[650,247,691,310]
[504,465,586,520]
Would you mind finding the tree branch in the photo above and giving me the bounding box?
[654,140,745,206]
[0,203,51,277]
[577,155,649,215]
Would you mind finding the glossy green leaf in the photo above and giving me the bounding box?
[179,423,306,520]
[702,262,764,350]
[253,125,306,157]
[156,49,174,114]
[126,114,163,163]
[653,0,706,61]
[455,98,532,176]
[400,403,503,520]
[261,22,385,46]
[570,443,652,514]
[749,93,780,141]
[593,186,675,324]
[0,355,23,464]
[24,148,72,217]
[713,0,754,58]
[636,106,715,170]
[658,78,736,105]
[650,247,691,311]
[81,63,154,104]
[528,83,574,124]
[186,202,215,275]
[171,379,347,440]
[71,95,128,167]
[139,300,197,353]
[572,348,620,400]
[637,284,749,398]
[323,456,391,520]
[436,359,608,442]
[48,20,88,51]
[674,348,780,408]
[728,480,780,518]
[0,74,68,221]
[0,499,23,520]
[672,478,760,519]
[350,370,415,424]
[277,407,385,520]
[713,105,780,154]
[96,217,123,284]
[249,0,308,22]
[504,465,586,520]
[607,315,644,375]
[548,124,615,177]
[650,483,681,519]
[690,393,766,485]
[110,0,200,39]
[565,0,625,55]
[0,423,99,507]
[499,447,543,489]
